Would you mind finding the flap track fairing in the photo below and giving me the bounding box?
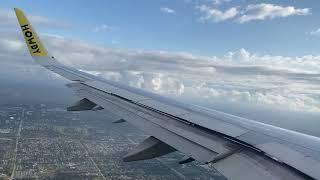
[123,136,176,162]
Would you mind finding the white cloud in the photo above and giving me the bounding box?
[196,3,310,23]
[238,3,310,23]
[160,7,176,14]
[184,0,231,6]
[310,28,320,37]
[0,39,24,52]
[225,48,251,62]
[211,0,231,5]
[92,24,115,33]
[197,5,238,22]
[183,83,320,112]
[80,70,185,95]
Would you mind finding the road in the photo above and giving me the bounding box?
[80,141,107,180]
[10,108,25,180]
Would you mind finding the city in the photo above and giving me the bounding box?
[0,104,225,179]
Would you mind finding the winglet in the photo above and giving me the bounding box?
[14,8,48,57]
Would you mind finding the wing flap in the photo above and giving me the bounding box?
[257,143,320,179]
[238,131,320,179]
[213,150,306,180]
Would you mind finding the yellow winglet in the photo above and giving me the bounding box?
[14,8,48,57]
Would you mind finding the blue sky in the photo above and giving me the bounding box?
[2,0,320,56]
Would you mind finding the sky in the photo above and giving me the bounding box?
[1,1,320,136]
[1,0,320,56]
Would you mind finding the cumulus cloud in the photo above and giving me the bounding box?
[85,70,185,95]
[197,5,238,22]
[238,3,310,23]
[160,7,176,14]
[196,3,310,23]
[1,30,320,112]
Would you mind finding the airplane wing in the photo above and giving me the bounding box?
[14,8,320,180]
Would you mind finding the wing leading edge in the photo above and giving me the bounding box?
[14,8,320,180]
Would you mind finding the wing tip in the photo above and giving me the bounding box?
[13,7,21,11]
[14,8,48,57]
[13,8,24,16]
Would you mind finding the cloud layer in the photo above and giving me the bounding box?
[0,7,319,112]
[1,28,320,112]
[197,3,310,23]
